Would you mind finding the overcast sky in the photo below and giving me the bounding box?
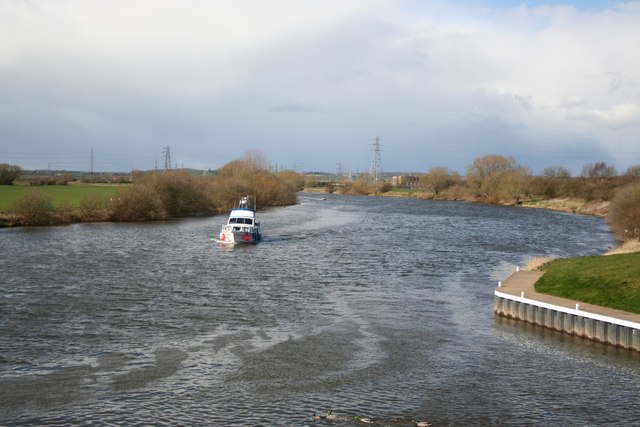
[1,0,639,174]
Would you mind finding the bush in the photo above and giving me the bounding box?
[0,164,22,185]
[375,182,393,193]
[341,180,371,195]
[142,171,217,216]
[110,185,168,221]
[13,190,54,225]
[79,194,111,222]
[608,182,640,241]
[420,167,460,195]
[209,157,301,210]
[624,164,640,179]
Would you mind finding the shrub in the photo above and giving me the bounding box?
[0,163,22,185]
[50,199,79,224]
[624,164,640,179]
[608,182,640,241]
[209,156,301,210]
[142,171,217,216]
[376,182,393,193]
[79,194,111,222]
[110,185,168,221]
[420,167,460,195]
[341,180,371,195]
[13,190,54,225]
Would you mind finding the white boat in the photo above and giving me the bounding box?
[218,196,261,244]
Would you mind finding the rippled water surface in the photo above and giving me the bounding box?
[1,194,638,425]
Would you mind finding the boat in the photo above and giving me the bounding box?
[218,196,261,244]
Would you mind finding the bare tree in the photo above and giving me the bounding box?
[542,166,571,179]
[242,150,270,170]
[624,164,640,178]
[0,163,23,185]
[467,154,529,203]
[581,161,616,179]
[420,167,460,195]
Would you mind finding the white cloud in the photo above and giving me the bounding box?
[565,103,640,128]
[0,0,639,172]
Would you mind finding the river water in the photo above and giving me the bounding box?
[1,193,638,426]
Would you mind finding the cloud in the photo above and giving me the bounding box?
[0,0,639,173]
[565,103,640,128]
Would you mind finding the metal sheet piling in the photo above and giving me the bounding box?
[495,270,640,352]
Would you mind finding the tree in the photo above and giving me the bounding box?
[537,166,572,197]
[466,154,529,203]
[0,163,23,185]
[581,161,616,179]
[420,167,460,195]
[241,149,270,170]
[624,164,640,179]
[542,166,571,179]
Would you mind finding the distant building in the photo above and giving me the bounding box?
[392,175,419,188]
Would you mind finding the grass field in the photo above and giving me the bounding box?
[0,184,127,211]
[535,252,640,314]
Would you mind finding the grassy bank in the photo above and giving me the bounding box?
[2,162,304,226]
[535,252,640,314]
[520,197,609,217]
[0,183,124,211]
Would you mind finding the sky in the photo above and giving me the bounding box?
[1,0,639,175]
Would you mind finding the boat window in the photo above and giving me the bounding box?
[236,218,245,224]
[246,219,253,225]
[229,218,237,224]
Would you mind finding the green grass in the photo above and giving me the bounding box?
[535,252,640,314]
[0,184,127,211]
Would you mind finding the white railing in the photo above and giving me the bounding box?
[495,289,640,330]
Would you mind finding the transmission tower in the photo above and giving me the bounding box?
[90,148,94,175]
[336,160,343,180]
[370,136,383,183]
[163,146,173,171]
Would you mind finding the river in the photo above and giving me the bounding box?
[1,193,638,426]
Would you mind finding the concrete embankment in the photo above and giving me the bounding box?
[495,270,640,351]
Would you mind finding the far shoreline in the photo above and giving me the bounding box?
[0,189,611,229]
[304,187,610,217]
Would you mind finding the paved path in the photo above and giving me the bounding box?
[496,270,640,324]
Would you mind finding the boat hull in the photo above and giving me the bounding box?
[219,228,261,244]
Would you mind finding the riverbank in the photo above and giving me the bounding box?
[520,197,609,217]
[305,187,610,217]
[495,269,640,351]
[535,252,640,314]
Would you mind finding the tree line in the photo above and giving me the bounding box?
[1,155,305,227]
[421,155,640,242]
[334,154,640,243]
[3,153,639,242]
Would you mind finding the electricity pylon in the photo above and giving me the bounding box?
[163,146,173,171]
[370,136,382,183]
